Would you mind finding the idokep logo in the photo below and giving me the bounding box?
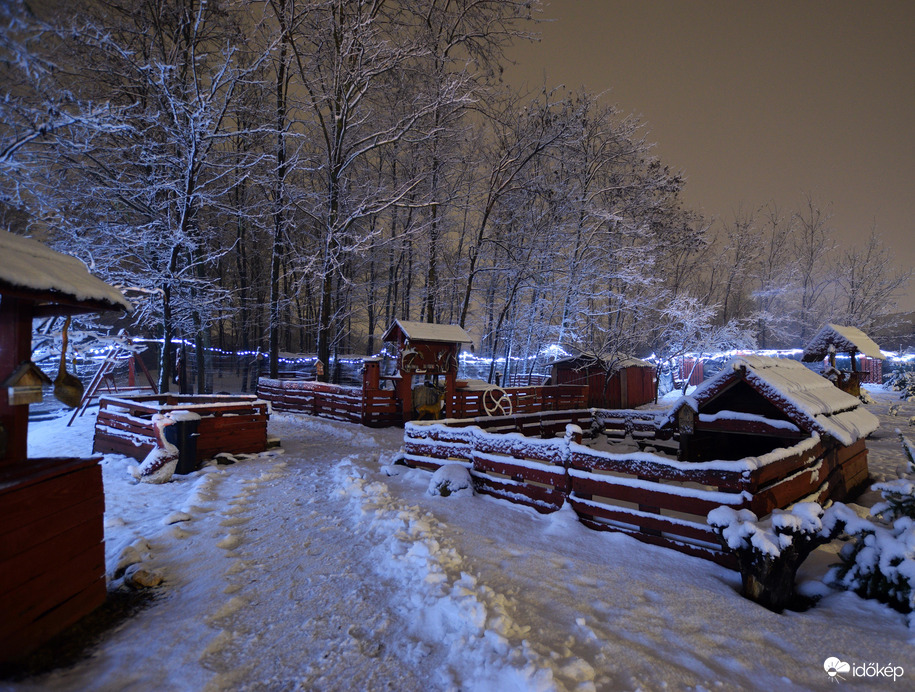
[824,658,850,682]
[823,657,905,683]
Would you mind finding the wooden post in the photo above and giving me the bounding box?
[444,344,457,419]
[0,297,34,467]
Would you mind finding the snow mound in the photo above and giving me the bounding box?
[428,464,474,497]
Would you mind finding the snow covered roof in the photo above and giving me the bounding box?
[382,319,472,344]
[684,355,879,446]
[802,323,885,361]
[551,352,654,371]
[0,231,132,312]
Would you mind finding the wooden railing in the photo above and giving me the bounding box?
[404,413,870,568]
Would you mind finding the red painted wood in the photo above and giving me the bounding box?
[0,296,34,466]
[0,576,106,663]
[0,461,102,529]
[0,514,104,594]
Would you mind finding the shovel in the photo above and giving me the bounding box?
[54,316,85,408]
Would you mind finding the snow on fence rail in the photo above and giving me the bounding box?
[404,411,870,568]
[93,394,269,463]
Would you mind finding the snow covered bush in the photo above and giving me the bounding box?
[708,503,851,612]
[828,517,915,621]
[887,368,915,401]
[827,432,915,624]
[428,464,474,498]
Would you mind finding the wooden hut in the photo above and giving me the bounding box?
[550,353,656,408]
[802,323,886,396]
[674,355,877,502]
[0,231,131,662]
[381,319,473,422]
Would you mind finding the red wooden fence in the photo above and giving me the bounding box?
[404,413,869,568]
[257,378,400,427]
[257,377,587,426]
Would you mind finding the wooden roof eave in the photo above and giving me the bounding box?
[0,282,130,316]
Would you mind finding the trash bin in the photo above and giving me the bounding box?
[164,417,200,475]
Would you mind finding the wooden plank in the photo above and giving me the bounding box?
[569,450,745,490]
[404,441,471,463]
[0,493,104,553]
[749,440,827,488]
[0,515,104,593]
[471,475,564,513]
[471,452,566,489]
[0,463,102,529]
[577,517,737,569]
[93,433,153,461]
[568,495,714,543]
[0,457,99,496]
[570,473,745,517]
[0,576,106,664]
[0,540,105,635]
[474,438,566,466]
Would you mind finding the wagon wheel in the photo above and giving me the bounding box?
[482,386,512,417]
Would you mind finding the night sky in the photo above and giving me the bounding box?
[504,0,915,311]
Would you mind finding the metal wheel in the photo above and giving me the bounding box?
[482,386,512,416]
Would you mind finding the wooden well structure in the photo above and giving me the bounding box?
[380,319,472,422]
[802,323,886,397]
[0,231,132,662]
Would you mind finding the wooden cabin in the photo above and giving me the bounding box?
[550,353,656,408]
[674,355,877,502]
[802,323,886,396]
[0,230,132,662]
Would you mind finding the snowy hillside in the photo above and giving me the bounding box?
[8,387,915,691]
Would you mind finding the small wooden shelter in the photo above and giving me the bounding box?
[380,319,473,422]
[0,231,131,662]
[802,323,886,396]
[550,353,656,408]
[674,356,877,500]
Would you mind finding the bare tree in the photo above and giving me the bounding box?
[833,229,910,331]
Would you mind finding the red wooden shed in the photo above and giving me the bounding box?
[550,353,656,409]
[0,230,131,662]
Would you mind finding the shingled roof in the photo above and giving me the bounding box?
[682,355,879,447]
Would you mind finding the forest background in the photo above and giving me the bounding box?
[1,0,909,390]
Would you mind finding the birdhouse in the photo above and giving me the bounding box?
[2,360,52,406]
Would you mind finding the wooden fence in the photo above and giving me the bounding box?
[257,377,587,426]
[257,378,400,427]
[93,394,269,463]
[404,412,870,568]
[450,385,588,419]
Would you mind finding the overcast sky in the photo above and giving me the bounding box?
[503,0,915,312]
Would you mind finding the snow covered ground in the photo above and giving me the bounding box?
[6,386,915,691]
